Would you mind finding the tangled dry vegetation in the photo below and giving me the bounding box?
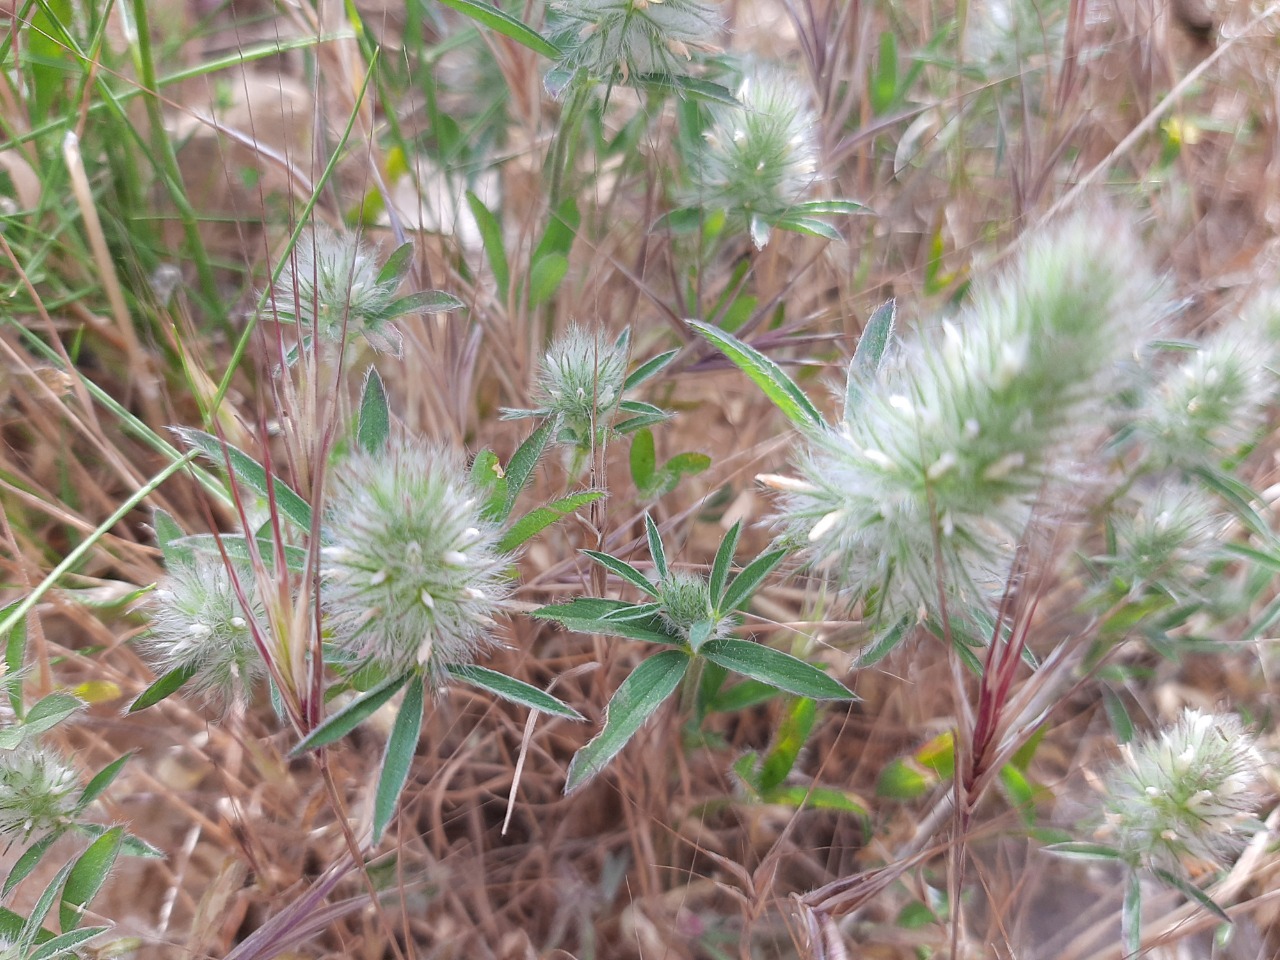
[2,0,1280,958]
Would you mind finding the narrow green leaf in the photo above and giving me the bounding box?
[617,399,669,421]
[376,241,414,285]
[791,199,870,216]
[1153,868,1231,922]
[152,508,185,560]
[614,410,672,435]
[173,533,308,572]
[24,692,84,734]
[357,368,391,453]
[846,299,895,418]
[1193,467,1270,539]
[290,672,413,755]
[502,421,555,520]
[20,859,75,951]
[720,549,787,614]
[773,216,843,241]
[434,0,563,58]
[528,252,568,307]
[705,678,781,713]
[565,649,689,793]
[60,826,123,930]
[708,522,742,606]
[630,427,656,491]
[372,679,424,844]
[28,926,108,960]
[128,663,197,713]
[76,752,134,814]
[632,73,739,105]
[466,191,510,299]
[447,664,584,720]
[3,601,25,719]
[758,697,816,791]
[1122,870,1141,956]
[854,616,911,668]
[1101,686,1134,745]
[700,638,854,701]
[870,30,899,113]
[5,833,61,897]
[688,320,822,429]
[623,348,678,391]
[533,598,678,644]
[582,550,658,597]
[175,428,313,530]
[498,491,604,552]
[761,784,868,815]
[1044,841,1125,862]
[644,514,668,581]
[386,290,464,315]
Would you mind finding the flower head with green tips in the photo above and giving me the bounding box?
[144,555,267,707]
[549,0,721,83]
[1101,708,1264,872]
[321,440,512,681]
[0,745,80,838]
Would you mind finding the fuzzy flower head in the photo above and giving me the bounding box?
[0,746,80,838]
[1135,311,1277,470]
[694,66,821,246]
[321,441,511,680]
[772,213,1166,624]
[548,0,721,83]
[144,555,267,707]
[270,229,460,360]
[1101,483,1224,603]
[505,324,632,452]
[656,570,734,644]
[1101,709,1265,872]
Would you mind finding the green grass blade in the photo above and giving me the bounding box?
[565,649,689,793]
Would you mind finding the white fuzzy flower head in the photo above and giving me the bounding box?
[144,555,266,707]
[1102,709,1265,872]
[695,66,821,242]
[776,213,1166,624]
[0,746,80,838]
[1136,313,1277,469]
[271,227,404,357]
[549,0,721,82]
[1102,483,1224,602]
[322,441,511,681]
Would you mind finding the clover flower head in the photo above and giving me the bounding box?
[1103,483,1224,602]
[0,745,80,838]
[772,213,1166,624]
[1137,314,1277,469]
[144,555,267,707]
[1102,709,1265,872]
[271,227,404,357]
[656,570,733,643]
[696,65,821,244]
[321,440,511,680]
[549,0,721,83]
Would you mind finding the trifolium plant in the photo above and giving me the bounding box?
[0,745,80,839]
[547,0,721,83]
[321,439,512,682]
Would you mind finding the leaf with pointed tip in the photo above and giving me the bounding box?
[854,616,911,668]
[173,534,308,572]
[76,752,134,814]
[447,664,584,720]
[4,832,60,897]
[290,672,413,755]
[466,191,509,300]
[533,598,678,644]
[357,368,391,453]
[376,241,414,285]
[688,321,822,430]
[623,349,679,391]
[176,428,312,531]
[582,550,658,597]
[1153,868,1230,922]
[499,491,604,552]
[846,299,895,417]
[387,290,464,316]
[633,73,739,105]
[644,514,668,581]
[60,826,123,930]
[773,216,842,241]
[28,926,107,960]
[434,0,562,58]
[791,199,870,216]
[720,549,787,614]
[565,650,689,793]
[501,421,555,521]
[128,664,197,713]
[708,522,742,604]
[630,427,656,491]
[19,859,74,952]
[700,638,855,700]
[152,508,187,563]
[372,679,424,844]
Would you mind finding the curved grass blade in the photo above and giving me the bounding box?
[371,678,424,844]
[688,320,821,429]
[565,649,689,793]
[701,638,855,701]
